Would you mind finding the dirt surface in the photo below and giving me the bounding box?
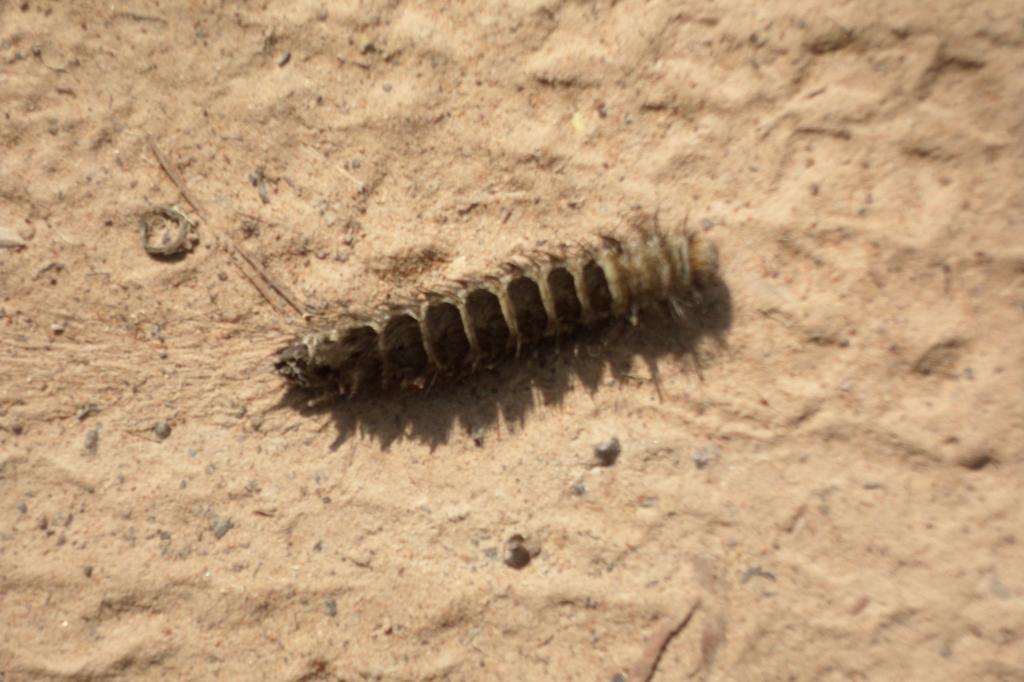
[2,1,1023,680]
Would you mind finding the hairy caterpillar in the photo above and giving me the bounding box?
[275,228,720,397]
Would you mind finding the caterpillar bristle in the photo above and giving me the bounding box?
[275,229,720,396]
[599,234,623,251]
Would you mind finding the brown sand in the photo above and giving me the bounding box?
[2,1,1023,680]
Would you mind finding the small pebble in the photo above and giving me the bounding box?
[382,83,392,92]
[692,446,719,469]
[570,479,586,496]
[51,322,65,335]
[83,565,93,578]
[277,50,291,67]
[593,437,621,466]
[0,228,27,248]
[76,403,101,420]
[324,599,337,617]
[211,516,234,540]
[504,534,541,569]
[250,171,270,204]
[83,428,99,456]
[990,573,1011,599]
[957,449,994,471]
[471,426,485,448]
[154,420,172,440]
[740,565,777,583]
[17,501,27,514]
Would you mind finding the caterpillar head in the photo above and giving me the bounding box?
[275,342,313,386]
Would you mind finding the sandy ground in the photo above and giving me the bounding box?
[2,1,1023,680]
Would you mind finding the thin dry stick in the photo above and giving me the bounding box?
[336,163,366,193]
[624,600,701,682]
[228,251,296,318]
[226,239,307,317]
[147,138,306,318]
[147,136,208,221]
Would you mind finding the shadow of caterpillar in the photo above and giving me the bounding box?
[276,228,721,398]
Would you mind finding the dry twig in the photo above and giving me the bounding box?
[618,600,701,682]
[147,138,306,318]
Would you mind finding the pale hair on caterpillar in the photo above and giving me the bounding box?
[275,226,720,397]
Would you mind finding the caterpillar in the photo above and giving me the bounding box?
[275,227,720,397]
